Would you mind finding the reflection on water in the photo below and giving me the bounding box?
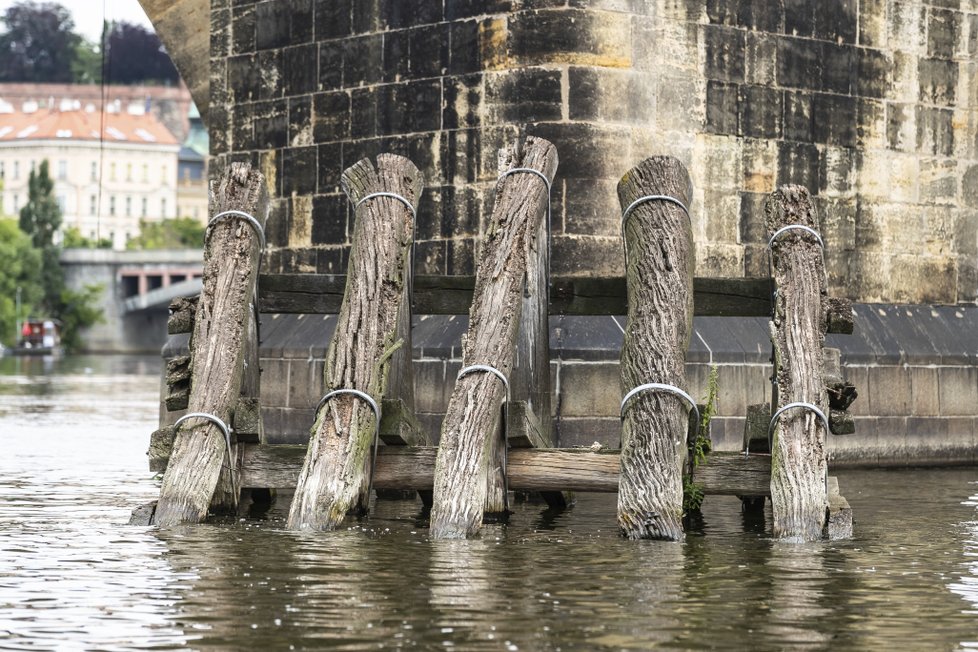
[1,356,977,650]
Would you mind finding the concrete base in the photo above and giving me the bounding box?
[160,304,978,467]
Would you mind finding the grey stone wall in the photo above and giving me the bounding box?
[208,0,978,304]
[161,305,978,465]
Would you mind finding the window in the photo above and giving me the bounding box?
[142,164,148,183]
[109,196,116,216]
[141,197,147,217]
[110,162,116,181]
[161,166,168,186]
[90,161,97,181]
[13,161,19,179]
[56,194,66,213]
[0,161,4,178]
[57,160,67,181]
[125,196,131,217]
[160,198,167,218]
[12,194,18,211]
[89,195,96,215]
[126,163,132,181]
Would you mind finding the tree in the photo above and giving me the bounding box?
[63,226,112,249]
[71,37,102,85]
[0,218,43,347]
[127,217,205,250]
[19,160,60,249]
[16,159,102,351]
[0,1,80,83]
[104,21,179,86]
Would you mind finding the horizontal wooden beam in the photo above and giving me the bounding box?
[239,444,772,496]
[258,274,775,317]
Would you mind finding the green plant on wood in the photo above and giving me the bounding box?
[684,365,718,513]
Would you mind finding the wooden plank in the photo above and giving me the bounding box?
[151,162,268,526]
[506,401,548,449]
[430,136,558,538]
[288,154,423,530]
[767,185,829,541]
[617,155,693,541]
[258,274,777,318]
[239,445,772,496]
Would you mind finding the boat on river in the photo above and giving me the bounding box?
[10,319,63,357]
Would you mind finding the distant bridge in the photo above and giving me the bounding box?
[61,248,203,353]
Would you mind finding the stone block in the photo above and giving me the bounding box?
[556,416,620,449]
[702,24,745,82]
[739,84,782,139]
[702,189,741,243]
[855,47,891,98]
[784,0,814,37]
[695,242,744,277]
[776,140,819,190]
[818,148,855,198]
[919,158,958,205]
[559,362,621,417]
[776,37,820,90]
[508,8,631,68]
[783,91,813,141]
[918,57,958,106]
[259,358,291,407]
[287,358,325,410]
[744,32,777,85]
[314,0,352,40]
[814,0,856,43]
[564,178,619,237]
[938,366,978,416]
[927,8,961,59]
[827,415,880,466]
[819,42,854,95]
[485,68,563,124]
[909,366,940,416]
[262,407,316,444]
[813,93,857,147]
[841,365,870,416]
[858,0,886,47]
[887,1,926,53]
[741,139,777,194]
[738,191,767,244]
[705,80,739,135]
[868,365,911,415]
[916,106,954,156]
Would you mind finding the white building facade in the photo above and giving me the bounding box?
[0,99,180,250]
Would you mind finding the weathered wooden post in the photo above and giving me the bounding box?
[766,185,829,541]
[152,162,268,526]
[617,156,694,541]
[430,136,558,539]
[287,154,423,530]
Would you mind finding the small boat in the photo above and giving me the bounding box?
[12,319,63,356]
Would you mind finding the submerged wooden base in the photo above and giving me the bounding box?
[240,445,772,495]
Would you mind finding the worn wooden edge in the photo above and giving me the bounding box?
[379,398,431,447]
[238,445,772,496]
[506,400,549,449]
[257,274,779,318]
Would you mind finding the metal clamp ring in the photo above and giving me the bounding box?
[457,364,511,511]
[621,194,690,231]
[620,382,699,427]
[209,210,266,251]
[173,412,236,482]
[317,389,383,509]
[767,224,825,251]
[767,401,829,446]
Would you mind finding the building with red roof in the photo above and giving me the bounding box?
[0,97,181,249]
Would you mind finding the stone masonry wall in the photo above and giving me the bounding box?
[207,0,978,305]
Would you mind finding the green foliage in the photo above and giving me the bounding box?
[683,365,719,514]
[12,159,103,352]
[0,1,80,83]
[57,284,104,352]
[126,217,205,250]
[19,160,61,249]
[63,226,112,249]
[71,37,102,84]
[0,218,43,346]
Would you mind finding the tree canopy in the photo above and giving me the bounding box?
[0,2,180,86]
[0,1,79,83]
[126,217,205,250]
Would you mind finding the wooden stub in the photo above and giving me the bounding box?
[430,136,558,539]
[167,296,198,334]
[379,398,429,447]
[829,409,855,435]
[824,297,854,335]
[766,185,829,541]
[742,402,771,455]
[287,154,423,531]
[164,355,191,412]
[238,445,772,496]
[152,162,269,526]
[616,156,693,541]
[825,476,853,540]
[148,425,176,473]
